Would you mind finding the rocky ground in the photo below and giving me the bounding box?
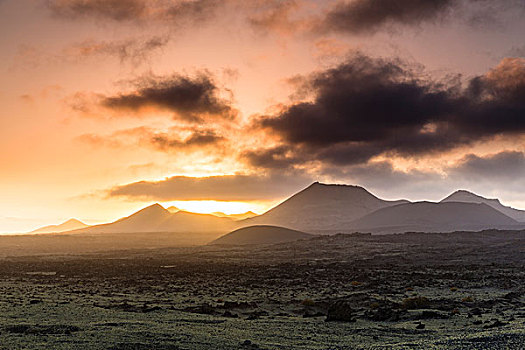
[0,230,523,349]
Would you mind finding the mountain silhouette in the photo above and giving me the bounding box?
[46,184,525,237]
[211,225,313,245]
[212,211,257,221]
[70,204,237,234]
[30,219,89,234]
[240,182,408,233]
[350,201,519,234]
[441,190,525,222]
[167,206,180,213]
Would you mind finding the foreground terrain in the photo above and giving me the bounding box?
[0,230,523,349]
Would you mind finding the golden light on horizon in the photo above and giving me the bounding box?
[165,200,275,215]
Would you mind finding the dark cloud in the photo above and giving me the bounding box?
[101,72,235,122]
[46,0,307,29]
[241,146,301,170]
[321,0,524,34]
[323,0,455,34]
[107,173,312,201]
[150,130,224,150]
[47,0,147,21]
[46,0,222,24]
[249,54,525,168]
[450,151,525,181]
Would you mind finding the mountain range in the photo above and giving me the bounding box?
[240,182,409,233]
[440,190,525,222]
[68,204,237,234]
[30,219,89,234]
[350,201,518,234]
[211,211,257,221]
[28,183,525,239]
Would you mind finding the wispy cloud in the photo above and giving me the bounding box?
[107,173,312,201]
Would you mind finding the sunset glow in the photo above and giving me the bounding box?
[166,200,272,215]
[1,0,525,233]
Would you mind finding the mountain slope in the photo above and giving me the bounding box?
[211,225,313,245]
[30,219,89,234]
[441,190,525,222]
[70,204,237,234]
[350,201,519,234]
[240,182,408,233]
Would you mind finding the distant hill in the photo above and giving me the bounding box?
[441,190,525,222]
[211,225,313,245]
[212,211,258,221]
[70,204,237,234]
[350,201,520,234]
[167,206,180,213]
[30,219,89,234]
[240,182,408,233]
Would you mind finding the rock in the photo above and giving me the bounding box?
[471,308,483,316]
[222,310,238,318]
[240,339,259,348]
[184,303,215,315]
[326,301,356,322]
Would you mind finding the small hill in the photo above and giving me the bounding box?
[211,225,313,245]
[70,204,237,234]
[167,206,180,213]
[350,201,519,234]
[212,211,258,221]
[441,190,525,222]
[240,182,408,234]
[30,219,89,234]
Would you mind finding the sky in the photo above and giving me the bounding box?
[1,0,524,233]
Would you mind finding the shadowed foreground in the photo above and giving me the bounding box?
[0,230,524,349]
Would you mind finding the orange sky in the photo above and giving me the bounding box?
[1,0,525,233]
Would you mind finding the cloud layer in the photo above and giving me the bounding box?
[321,0,524,34]
[248,54,525,169]
[108,173,312,201]
[47,0,221,24]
